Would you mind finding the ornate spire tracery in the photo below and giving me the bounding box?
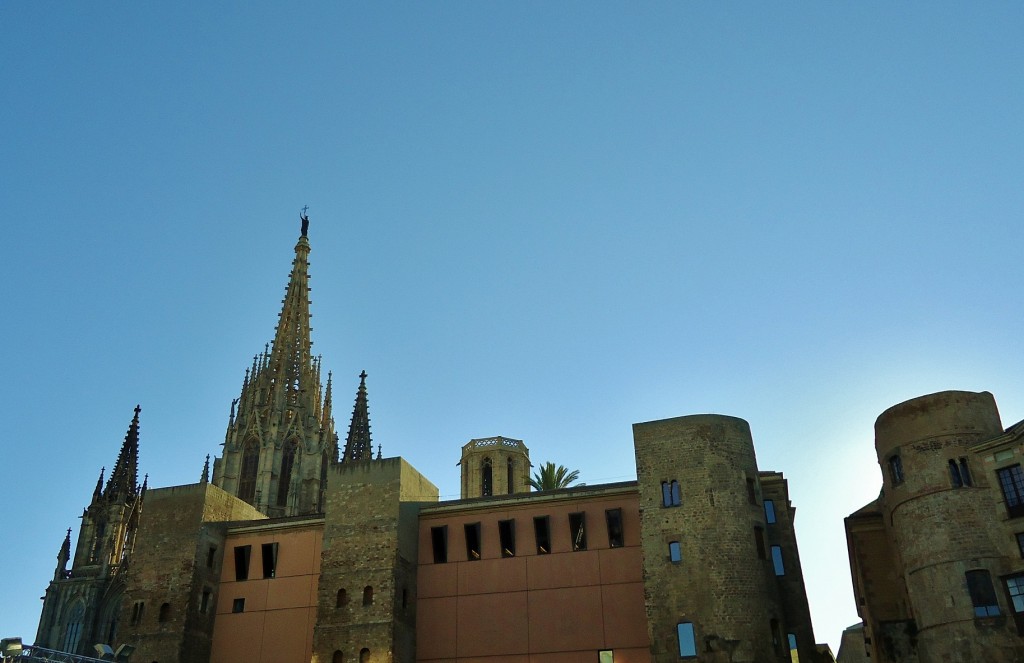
[215,213,336,516]
[104,405,141,502]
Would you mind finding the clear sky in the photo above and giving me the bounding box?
[2,2,1022,654]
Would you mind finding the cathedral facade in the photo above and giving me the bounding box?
[34,216,825,663]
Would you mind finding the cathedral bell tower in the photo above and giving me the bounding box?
[212,213,338,517]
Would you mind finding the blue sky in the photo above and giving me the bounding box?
[2,2,1023,653]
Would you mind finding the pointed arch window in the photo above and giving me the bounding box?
[481,457,493,497]
[62,601,85,653]
[277,440,298,507]
[507,457,514,494]
[359,649,370,663]
[363,586,373,606]
[239,441,259,503]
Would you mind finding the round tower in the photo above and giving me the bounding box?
[458,436,530,499]
[633,414,785,662]
[875,390,1015,660]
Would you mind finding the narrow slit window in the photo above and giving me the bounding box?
[949,459,964,487]
[498,519,516,557]
[464,522,482,560]
[431,526,448,563]
[677,622,696,657]
[771,545,785,575]
[764,499,776,524]
[206,545,217,568]
[569,512,587,551]
[888,455,904,485]
[234,545,251,581]
[262,542,278,579]
[966,569,1000,616]
[788,633,797,654]
[661,481,672,507]
[481,458,493,497]
[669,541,681,563]
[746,478,757,504]
[200,590,211,614]
[336,588,348,607]
[754,527,767,560]
[362,586,373,606]
[1016,532,1024,558]
[158,602,170,622]
[670,480,681,506]
[507,458,514,494]
[534,516,551,554]
[605,508,624,548]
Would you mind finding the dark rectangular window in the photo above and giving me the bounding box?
[998,465,1024,518]
[1006,574,1024,634]
[206,545,217,568]
[771,545,785,576]
[677,622,696,657]
[764,500,776,524]
[661,480,681,507]
[966,569,1000,616]
[746,478,757,505]
[200,590,211,614]
[960,458,973,486]
[234,545,251,581]
[754,527,767,560]
[569,512,587,551]
[888,455,904,485]
[1016,532,1024,558]
[464,522,482,560]
[949,459,964,487]
[262,542,278,579]
[534,516,551,554]
[669,540,681,563]
[605,509,624,548]
[232,598,245,613]
[431,526,448,563]
[498,519,516,558]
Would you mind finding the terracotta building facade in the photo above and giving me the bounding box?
[34,216,823,663]
[844,390,1024,662]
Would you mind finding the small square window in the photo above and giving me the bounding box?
[232,598,245,613]
[598,650,613,663]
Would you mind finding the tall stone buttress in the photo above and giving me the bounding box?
[211,215,338,517]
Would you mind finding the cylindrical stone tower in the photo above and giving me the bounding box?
[876,390,1016,660]
[633,414,788,663]
[458,436,531,499]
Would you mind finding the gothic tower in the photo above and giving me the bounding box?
[459,436,531,498]
[36,406,145,655]
[211,214,337,517]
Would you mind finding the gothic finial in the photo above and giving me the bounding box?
[300,206,310,237]
[55,528,72,580]
[376,444,382,460]
[201,455,211,483]
[93,467,105,501]
[141,474,149,495]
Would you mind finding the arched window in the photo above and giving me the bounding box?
[336,588,348,608]
[362,586,373,606]
[277,440,298,507]
[158,602,170,622]
[359,648,370,663]
[239,441,259,503]
[333,651,344,663]
[507,457,514,494]
[62,601,85,653]
[481,457,493,497]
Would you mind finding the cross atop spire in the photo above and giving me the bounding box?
[104,405,141,503]
[342,371,375,462]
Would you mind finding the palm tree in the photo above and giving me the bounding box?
[528,462,581,491]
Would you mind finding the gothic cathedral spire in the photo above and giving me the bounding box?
[211,212,336,517]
